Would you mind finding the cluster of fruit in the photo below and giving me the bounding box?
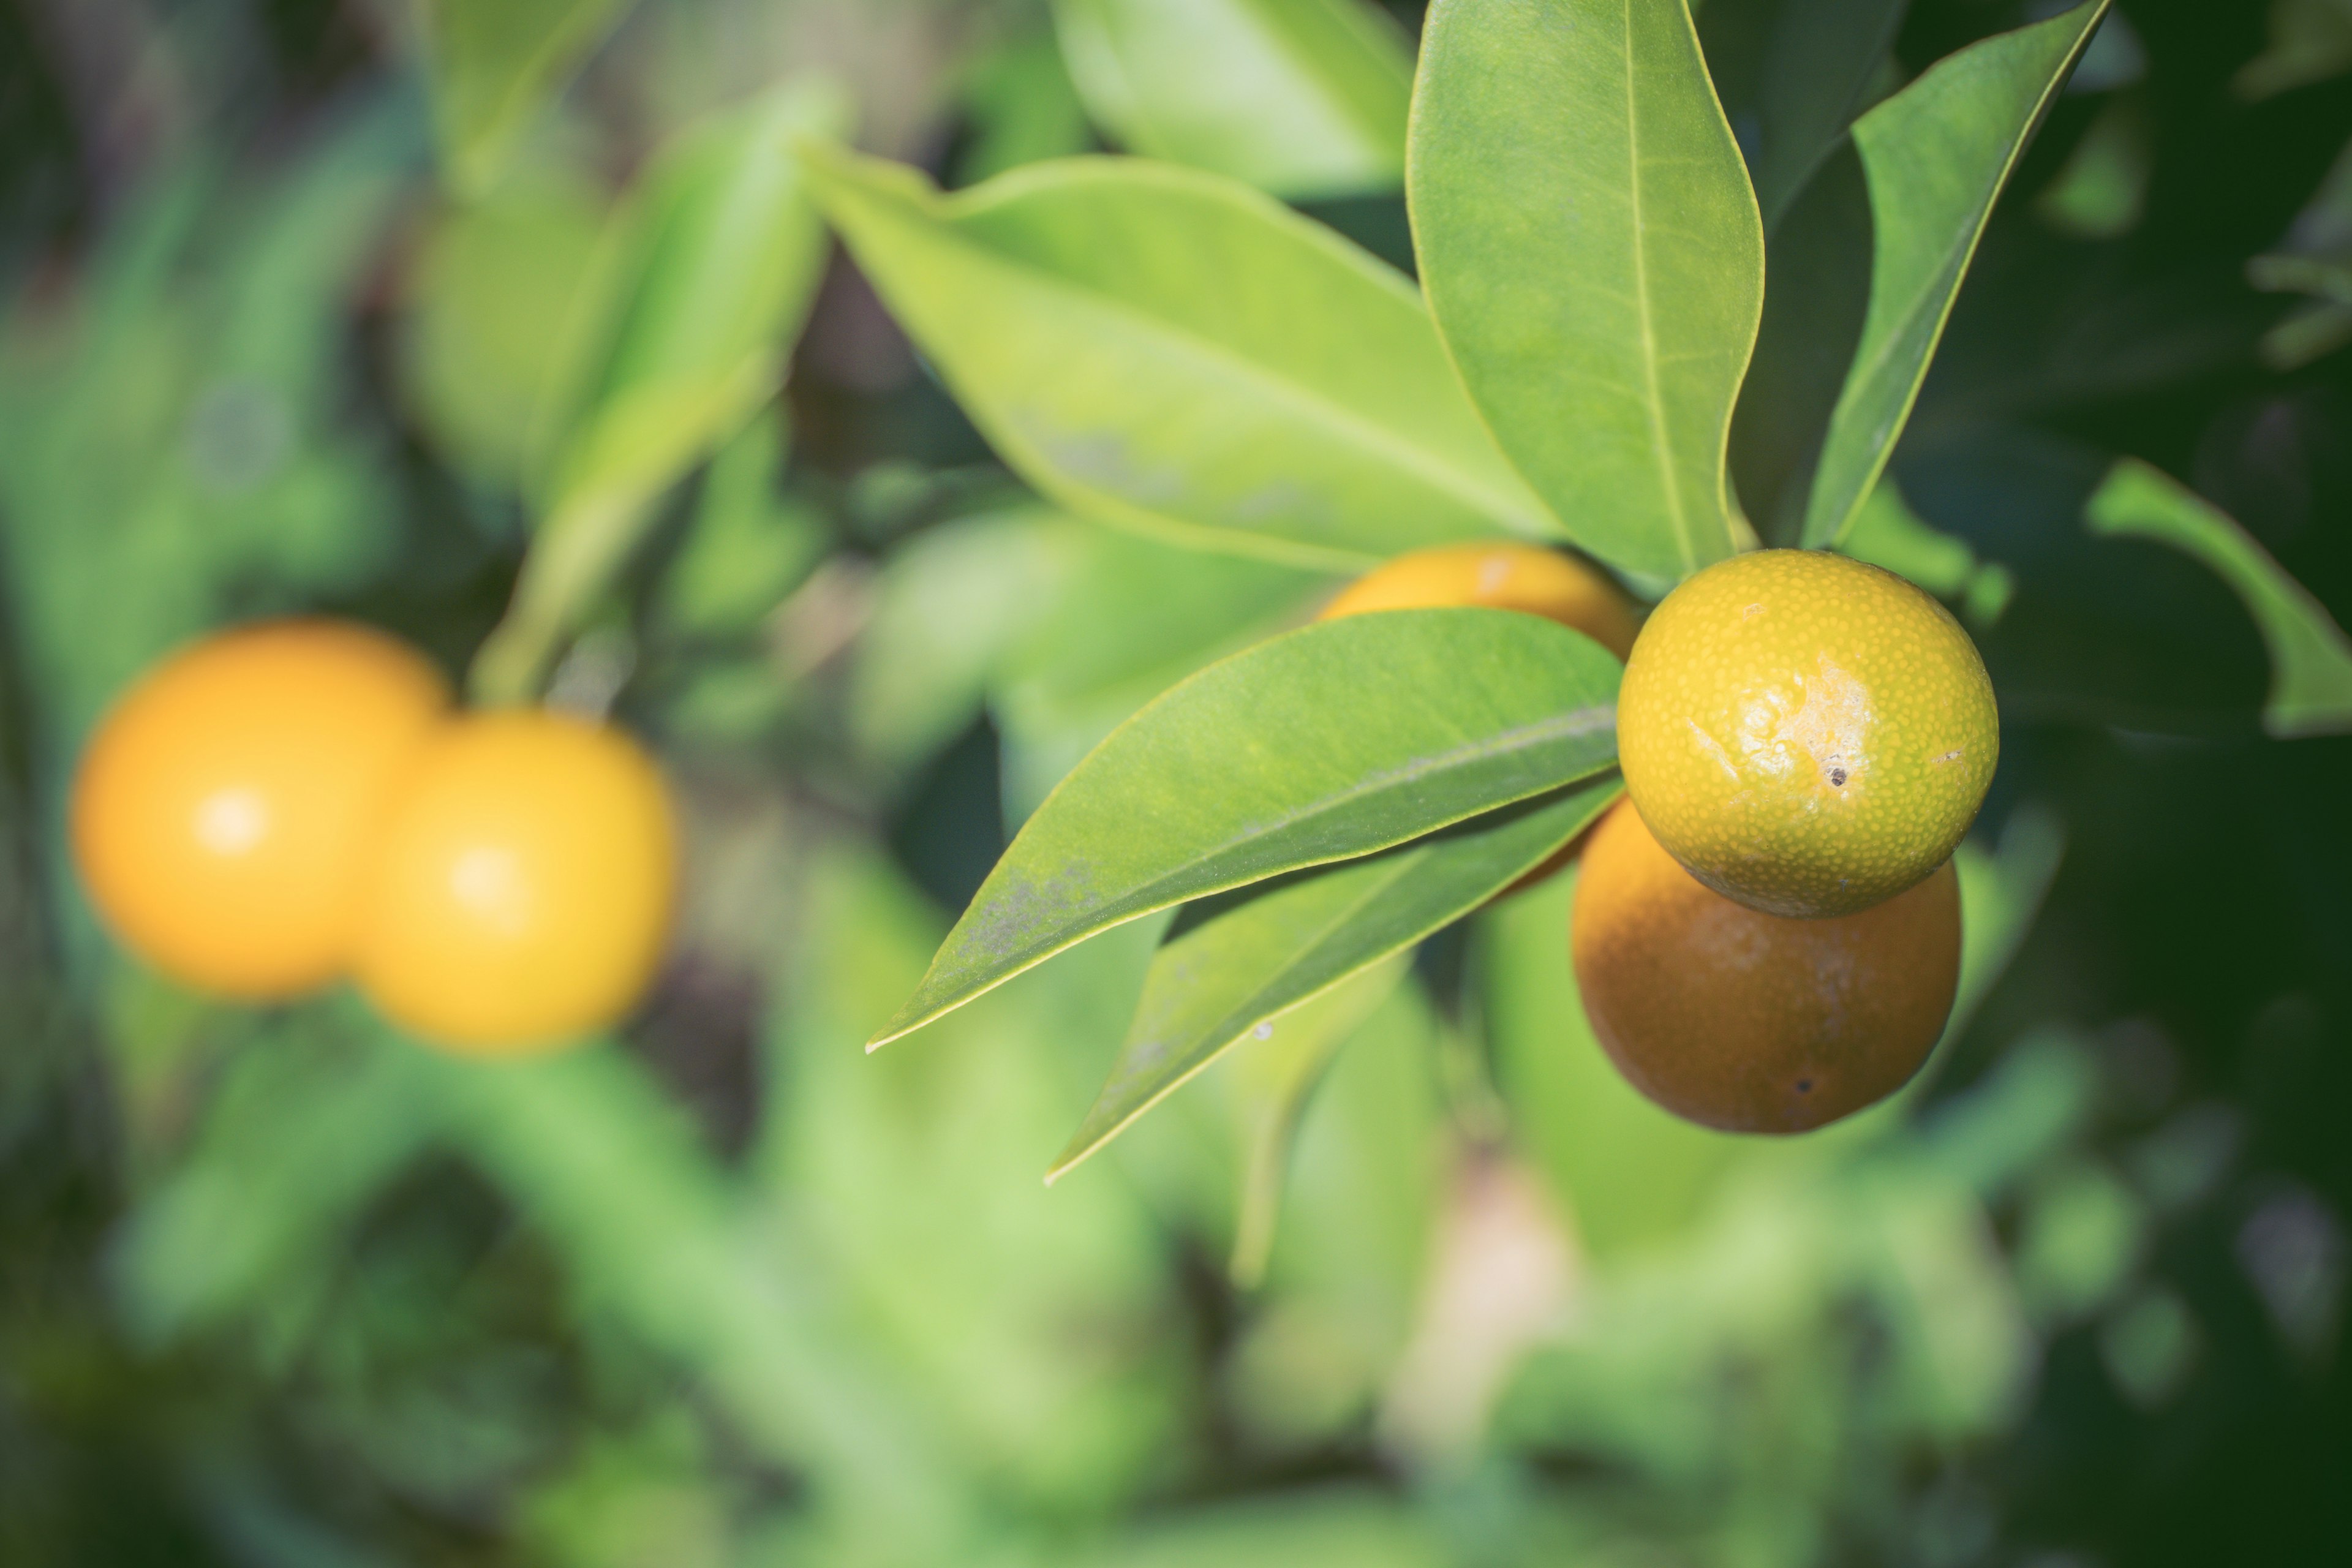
[70,621,677,1053]
[1323,543,1999,1134]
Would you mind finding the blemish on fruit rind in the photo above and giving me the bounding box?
[1935,748,1965,764]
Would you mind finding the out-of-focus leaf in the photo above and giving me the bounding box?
[473,80,850,703]
[1050,0,1412,197]
[2034,93,2151,239]
[1410,0,1763,582]
[1052,779,1618,1184]
[956,28,1094,185]
[1221,957,1408,1287]
[2259,297,2352,369]
[1799,0,2109,548]
[800,145,1558,573]
[652,417,827,641]
[869,609,1623,1049]
[1900,429,2272,733]
[1841,479,2015,625]
[110,1018,443,1345]
[761,849,1186,1513]
[2235,0,2352,101]
[421,0,637,195]
[432,1039,972,1547]
[2084,458,2352,737]
[1698,0,1910,230]
[0,101,416,736]
[1482,865,1738,1260]
[1079,1491,1448,1567]
[993,524,1332,818]
[397,170,609,484]
[850,510,1073,775]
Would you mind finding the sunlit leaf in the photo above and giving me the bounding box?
[1800,0,2109,548]
[472,79,850,702]
[1050,0,1412,197]
[1050,778,1619,1184]
[869,609,1623,1049]
[801,144,1557,572]
[1410,0,1764,581]
[2084,459,2352,738]
[421,0,637,196]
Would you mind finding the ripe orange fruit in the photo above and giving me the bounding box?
[1570,801,1959,1133]
[1616,549,1995,919]
[353,709,677,1054]
[1319,541,1640,658]
[70,620,450,999]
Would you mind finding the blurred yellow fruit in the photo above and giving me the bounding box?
[1617,549,1996,918]
[70,620,450,1000]
[1319,541,1640,658]
[1570,801,1960,1134]
[354,710,678,1054]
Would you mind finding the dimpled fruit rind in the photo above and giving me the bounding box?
[1319,542,1641,658]
[1616,549,1996,918]
[1571,801,1961,1134]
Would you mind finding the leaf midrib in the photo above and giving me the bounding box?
[899,187,1549,535]
[1055,847,1429,1179]
[1624,0,1699,576]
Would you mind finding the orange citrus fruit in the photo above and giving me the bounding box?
[1616,549,1995,918]
[353,709,677,1054]
[1319,541,1640,658]
[70,620,450,999]
[1570,801,1961,1133]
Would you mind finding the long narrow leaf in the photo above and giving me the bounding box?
[801,143,1557,572]
[1051,0,1414,196]
[1799,0,2109,547]
[2086,458,2352,738]
[1050,777,1620,1182]
[869,609,1623,1048]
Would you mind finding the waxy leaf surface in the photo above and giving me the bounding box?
[804,146,1555,571]
[1410,0,1765,581]
[869,609,1623,1047]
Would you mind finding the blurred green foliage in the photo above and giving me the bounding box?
[0,2,2346,1566]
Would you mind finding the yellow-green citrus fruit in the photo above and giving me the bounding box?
[70,620,450,999]
[1616,549,1996,918]
[354,710,678,1054]
[1570,801,1961,1133]
[1319,541,1640,658]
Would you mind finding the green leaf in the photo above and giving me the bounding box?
[869,609,1624,1048]
[1050,0,1413,197]
[421,0,637,196]
[1223,957,1411,1288]
[2084,459,2352,738]
[2234,0,2352,101]
[799,143,1556,573]
[1698,0,1910,230]
[1050,778,1619,1186]
[1798,0,2110,548]
[396,170,609,484]
[471,80,850,702]
[1409,0,1765,581]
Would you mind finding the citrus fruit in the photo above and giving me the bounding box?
[1319,541,1640,658]
[1570,801,1961,1134]
[1616,549,1996,919]
[353,710,678,1054]
[70,619,450,999]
